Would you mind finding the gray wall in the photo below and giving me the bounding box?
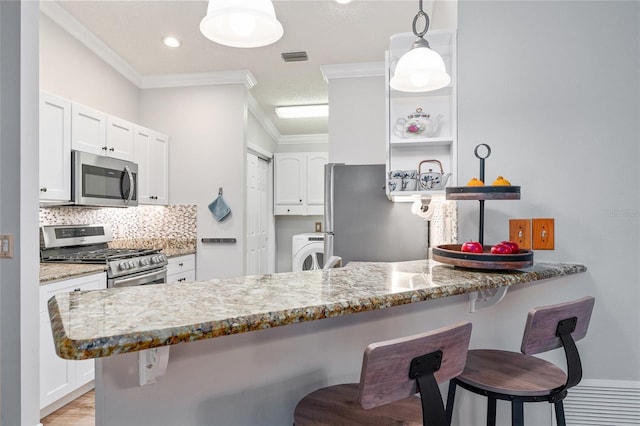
[1,1,40,424]
[457,0,640,381]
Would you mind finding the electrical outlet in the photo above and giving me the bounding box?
[509,219,531,250]
[315,222,322,233]
[0,234,14,259]
[532,218,554,250]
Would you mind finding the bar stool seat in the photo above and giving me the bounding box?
[294,321,473,426]
[445,296,595,426]
[459,349,567,396]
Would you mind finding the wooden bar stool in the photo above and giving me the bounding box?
[445,296,595,426]
[293,321,472,426]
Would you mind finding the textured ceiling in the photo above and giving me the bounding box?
[55,0,440,137]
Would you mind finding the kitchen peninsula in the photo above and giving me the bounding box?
[48,259,586,425]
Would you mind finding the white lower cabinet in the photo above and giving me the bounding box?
[167,254,196,283]
[40,273,106,412]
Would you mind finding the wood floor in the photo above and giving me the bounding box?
[41,390,95,426]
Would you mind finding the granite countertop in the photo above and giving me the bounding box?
[40,263,107,284]
[48,260,586,360]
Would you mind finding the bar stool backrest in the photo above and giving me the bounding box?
[357,321,472,409]
[520,296,595,356]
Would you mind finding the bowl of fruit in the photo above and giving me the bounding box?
[432,241,533,270]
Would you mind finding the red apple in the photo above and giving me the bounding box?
[491,243,513,254]
[461,241,483,253]
[499,240,520,253]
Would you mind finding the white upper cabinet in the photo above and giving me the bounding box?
[39,92,71,202]
[71,103,107,157]
[385,30,457,201]
[71,103,133,161]
[106,116,135,161]
[306,153,328,213]
[274,152,327,215]
[133,126,169,205]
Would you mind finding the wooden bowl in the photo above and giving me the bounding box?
[432,244,533,270]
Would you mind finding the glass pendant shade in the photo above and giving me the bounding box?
[200,0,284,48]
[390,45,451,92]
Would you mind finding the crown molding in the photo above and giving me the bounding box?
[247,93,281,143]
[320,62,385,82]
[278,134,329,145]
[40,1,143,87]
[140,71,257,90]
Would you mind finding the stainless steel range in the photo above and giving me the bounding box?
[40,224,168,288]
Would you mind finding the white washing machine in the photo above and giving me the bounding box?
[292,233,325,272]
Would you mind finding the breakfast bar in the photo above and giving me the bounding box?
[48,259,586,425]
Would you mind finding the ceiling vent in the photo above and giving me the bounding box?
[282,51,308,62]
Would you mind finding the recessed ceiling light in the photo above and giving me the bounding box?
[275,104,329,119]
[162,36,182,48]
[335,0,353,4]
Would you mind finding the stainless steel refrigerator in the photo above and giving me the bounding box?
[323,163,428,266]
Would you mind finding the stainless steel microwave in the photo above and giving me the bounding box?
[71,150,138,207]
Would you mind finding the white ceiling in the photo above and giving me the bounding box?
[51,0,443,138]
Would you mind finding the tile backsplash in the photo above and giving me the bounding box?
[39,205,197,241]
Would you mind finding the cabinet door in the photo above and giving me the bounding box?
[72,276,107,387]
[133,127,152,203]
[148,133,169,205]
[39,273,106,409]
[274,153,305,215]
[306,153,328,214]
[39,93,71,202]
[106,116,134,161]
[40,311,74,409]
[71,103,107,156]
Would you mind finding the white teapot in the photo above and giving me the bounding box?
[394,108,443,138]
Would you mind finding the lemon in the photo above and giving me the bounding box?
[492,176,511,186]
[466,178,484,186]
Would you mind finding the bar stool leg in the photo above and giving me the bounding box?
[445,380,457,425]
[511,400,524,426]
[554,401,567,426]
[487,397,497,426]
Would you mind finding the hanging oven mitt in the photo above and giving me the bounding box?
[208,195,231,222]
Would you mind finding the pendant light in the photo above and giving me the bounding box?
[200,0,284,48]
[390,0,450,92]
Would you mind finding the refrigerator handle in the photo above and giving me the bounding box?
[323,163,336,235]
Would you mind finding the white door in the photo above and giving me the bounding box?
[246,153,269,275]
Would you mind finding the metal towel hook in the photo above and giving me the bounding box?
[218,187,223,196]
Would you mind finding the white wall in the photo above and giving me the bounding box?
[39,13,140,122]
[457,0,639,382]
[139,85,248,280]
[327,75,386,164]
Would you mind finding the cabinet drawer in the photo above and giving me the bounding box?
[167,255,196,276]
[167,270,196,284]
[274,205,306,215]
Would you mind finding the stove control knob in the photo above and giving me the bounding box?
[129,260,137,269]
[119,262,129,271]
[140,258,149,266]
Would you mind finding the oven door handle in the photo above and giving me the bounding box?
[110,267,167,288]
[123,165,135,205]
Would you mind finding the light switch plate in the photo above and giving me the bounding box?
[315,222,322,233]
[509,219,531,250]
[0,234,14,259]
[532,218,554,250]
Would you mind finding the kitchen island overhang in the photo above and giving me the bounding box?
[47,259,587,361]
